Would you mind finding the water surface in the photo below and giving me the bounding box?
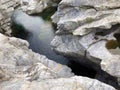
[11,10,68,65]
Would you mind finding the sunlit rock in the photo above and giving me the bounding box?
[0,0,58,35]
[0,33,116,90]
[51,0,120,84]
[0,33,73,81]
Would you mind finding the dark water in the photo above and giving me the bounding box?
[11,10,97,78]
[10,10,120,89]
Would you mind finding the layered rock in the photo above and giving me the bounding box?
[0,33,116,90]
[51,0,120,84]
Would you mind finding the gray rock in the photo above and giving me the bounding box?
[0,77,116,90]
[0,33,116,90]
[51,0,120,84]
[0,33,73,81]
[0,0,119,89]
[20,0,48,14]
[0,0,58,35]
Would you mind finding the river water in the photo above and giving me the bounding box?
[11,10,97,78]
[10,9,120,90]
[11,10,69,65]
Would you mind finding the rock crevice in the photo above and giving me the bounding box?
[51,0,120,87]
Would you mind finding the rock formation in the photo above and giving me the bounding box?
[51,0,120,85]
[0,33,116,90]
[0,0,120,89]
[0,0,59,35]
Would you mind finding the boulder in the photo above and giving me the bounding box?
[51,0,120,84]
[0,33,116,90]
[0,33,73,81]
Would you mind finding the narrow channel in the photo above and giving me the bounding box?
[11,9,97,79]
[11,10,69,65]
[11,11,120,90]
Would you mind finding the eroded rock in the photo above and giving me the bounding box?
[0,0,59,35]
[0,76,116,90]
[51,0,120,85]
[0,33,116,90]
[0,33,73,81]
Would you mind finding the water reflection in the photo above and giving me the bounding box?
[11,10,68,65]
